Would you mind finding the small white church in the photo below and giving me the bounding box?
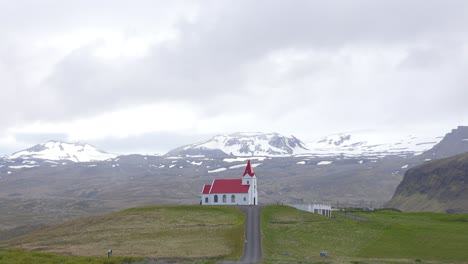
[201,160,258,205]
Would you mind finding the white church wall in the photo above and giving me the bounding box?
[202,193,250,205]
[201,194,210,205]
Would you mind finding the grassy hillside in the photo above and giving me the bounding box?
[262,206,468,264]
[1,206,244,263]
[0,249,140,264]
[387,152,468,213]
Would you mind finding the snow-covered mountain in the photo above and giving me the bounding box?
[166,132,309,157]
[9,141,118,162]
[306,131,442,157]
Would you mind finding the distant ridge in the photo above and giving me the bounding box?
[166,132,309,157]
[420,126,468,160]
[9,140,117,162]
[307,131,441,157]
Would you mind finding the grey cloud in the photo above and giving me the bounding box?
[1,0,468,153]
[399,48,446,70]
[0,1,190,36]
[1,131,210,156]
[193,0,468,50]
[38,0,468,120]
[91,131,213,155]
[0,133,68,156]
[13,132,68,147]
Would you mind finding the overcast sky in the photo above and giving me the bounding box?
[1,0,468,155]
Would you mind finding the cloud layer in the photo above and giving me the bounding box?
[1,0,468,154]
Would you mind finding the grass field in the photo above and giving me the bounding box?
[0,205,245,264]
[262,206,468,264]
[0,249,141,264]
[3,205,467,264]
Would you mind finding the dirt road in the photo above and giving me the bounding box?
[218,205,262,264]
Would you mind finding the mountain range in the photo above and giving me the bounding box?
[1,126,468,241]
[166,132,309,158]
[307,132,441,157]
[1,127,466,208]
[4,130,447,163]
[9,141,117,162]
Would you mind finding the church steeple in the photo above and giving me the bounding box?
[242,160,256,189]
[243,160,256,177]
[241,160,258,205]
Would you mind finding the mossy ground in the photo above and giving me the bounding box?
[261,206,468,264]
[1,206,245,264]
[4,205,467,264]
[0,249,141,264]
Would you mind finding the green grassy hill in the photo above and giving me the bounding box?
[0,206,245,264]
[262,206,468,264]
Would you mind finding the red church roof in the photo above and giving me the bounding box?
[243,160,256,177]
[201,161,255,195]
[208,179,250,194]
[202,184,211,194]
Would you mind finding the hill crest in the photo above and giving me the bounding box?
[9,140,117,162]
[386,152,468,213]
[166,132,309,157]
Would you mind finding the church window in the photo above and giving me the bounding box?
[222,195,227,203]
[205,197,208,204]
[214,195,218,203]
[247,180,249,184]
[244,197,246,201]
[231,195,235,203]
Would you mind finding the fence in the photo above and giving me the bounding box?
[288,204,332,217]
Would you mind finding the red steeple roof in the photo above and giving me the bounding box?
[243,160,256,177]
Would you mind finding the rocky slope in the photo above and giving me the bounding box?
[420,126,468,160]
[386,152,468,213]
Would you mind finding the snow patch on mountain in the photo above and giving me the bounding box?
[208,168,227,173]
[224,157,267,163]
[165,156,184,160]
[229,164,247,169]
[9,141,117,162]
[306,131,442,157]
[9,165,40,169]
